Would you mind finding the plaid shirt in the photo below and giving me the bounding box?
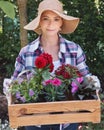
[12,35,90,80]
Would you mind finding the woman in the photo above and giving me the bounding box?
[12,0,90,80]
[3,0,100,130]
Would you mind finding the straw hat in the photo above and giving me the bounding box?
[24,0,80,34]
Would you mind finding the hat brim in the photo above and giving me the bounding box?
[24,9,79,34]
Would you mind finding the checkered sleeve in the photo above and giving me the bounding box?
[76,45,91,76]
[11,47,26,80]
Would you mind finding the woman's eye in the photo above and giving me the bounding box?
[55,18,60,21]
[42,17,49,20]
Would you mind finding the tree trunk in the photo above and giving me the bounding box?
[17,0,28,48]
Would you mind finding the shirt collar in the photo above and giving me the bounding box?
[29,35,66,53]
[28,36,41,52]
[59,35,66,53]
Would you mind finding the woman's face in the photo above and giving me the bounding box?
[39,10,63,36]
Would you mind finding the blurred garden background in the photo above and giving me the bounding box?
[0,0,104,130]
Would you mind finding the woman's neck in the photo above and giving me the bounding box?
[40,34,59,61]
[40,34,59,47]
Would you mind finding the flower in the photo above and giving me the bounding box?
[71,77,100,100]
[10,53,100,103]
[35,53,53,72]
[55,64,82,86]
[35,56,47,69]
[43,78,62,87]
[16,91,21,99]
[29,89,35,97]
[50,78,62,86]
[71,77,84,93]
[20,96,26,103]
[43,78,66,101]
[10,53,54,103]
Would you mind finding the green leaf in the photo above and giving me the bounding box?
[0,1,15,19]
[78,94,85,100]
[92,95,98,99]
[42,70,50,80]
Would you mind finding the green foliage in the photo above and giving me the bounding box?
[61,0,104,76]
[43,81,66,102]
[0,17,20,77]
[0,0,104,88]
[80,92,104,130]
[0,0,104,129]
[0,1,15,19]
[73,77,100,100]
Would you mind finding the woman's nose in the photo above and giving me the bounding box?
[48,20,54,26]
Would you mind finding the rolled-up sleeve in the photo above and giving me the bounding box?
[76,45,91,76]
[12,48,26,80]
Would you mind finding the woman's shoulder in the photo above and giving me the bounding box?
[64,38,78,46]
[20,37,40,53]
[60,35,77,45]
[61,37,80,50]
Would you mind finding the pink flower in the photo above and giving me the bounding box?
[51,78,62,87]
[71,77,83,93]
[71,82,79,93]
[76,77,84,83]
[43,78,62,87]
[43,79,52,86]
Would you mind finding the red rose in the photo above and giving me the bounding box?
[49,63,54,72]
[40,53,53,64]
[55,70,61,76]
[35,56,47,69]
[76,71,82,77]
[62,71,71,79]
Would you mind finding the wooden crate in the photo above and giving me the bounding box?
[8,94,101,128]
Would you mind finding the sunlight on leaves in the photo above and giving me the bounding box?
[0,1,15,19]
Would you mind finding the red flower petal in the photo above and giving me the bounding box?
[35,57,47,69]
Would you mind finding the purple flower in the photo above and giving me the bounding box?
[27,72,33,80]
[17,77,24,84]
[71,77,83,94]
[20,96,26,103]
[16,91,21,99]
[29,89,34,97]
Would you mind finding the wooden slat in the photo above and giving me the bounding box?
[9,108,100,128]
[8,95,101,128]
[8,100,100,116]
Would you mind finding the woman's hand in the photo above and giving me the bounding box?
[3,78,12,95]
